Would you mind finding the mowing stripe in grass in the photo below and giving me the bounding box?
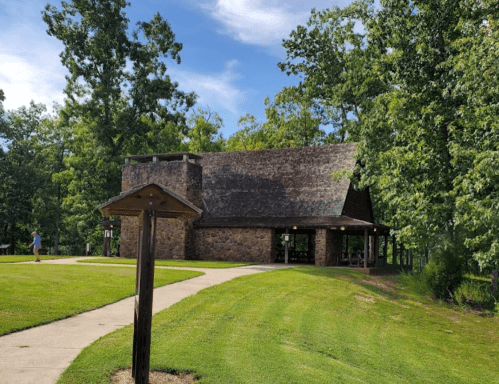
[0,264,203,336]
[57,267,499,384]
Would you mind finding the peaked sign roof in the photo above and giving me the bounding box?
[99,183,203,219]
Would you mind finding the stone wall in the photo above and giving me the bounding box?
[314,229,342,266]
[194,228,273,263]
[120,216,197,259]
[120,159,202,259]
[122,160,202,209]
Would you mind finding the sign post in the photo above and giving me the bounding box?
[99,183,202,384]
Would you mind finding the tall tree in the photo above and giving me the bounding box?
[185,108,226,153]
[450,0,499,286]
[42,0,196,253]
[278,1,387,142]
[0,102,49,253]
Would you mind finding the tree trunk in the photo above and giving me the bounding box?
[492,270,498,294]
[54,232,59,255]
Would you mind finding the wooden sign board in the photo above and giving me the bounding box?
[99,183,202,384]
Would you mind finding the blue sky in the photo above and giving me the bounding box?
[0,0,356,139]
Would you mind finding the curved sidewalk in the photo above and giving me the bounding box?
[0,258,294,384]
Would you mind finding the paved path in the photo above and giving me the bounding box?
[0,258,294,384]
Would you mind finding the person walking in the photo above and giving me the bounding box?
[29,231,42,262]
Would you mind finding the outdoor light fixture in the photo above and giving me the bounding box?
[374,228,377,232]
[293,226,297,230]
[331,227,337,230]
[340,226,345,231]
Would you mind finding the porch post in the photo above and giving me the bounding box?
[374,234,379,267]
[364,229,369,268]
[392,235,397,266]
[285,228,289,264]
[384,235,388,265]
[345,235,349,256]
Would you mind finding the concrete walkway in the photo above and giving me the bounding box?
[0,257,294,384]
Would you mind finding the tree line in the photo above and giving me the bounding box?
[0,0,497,293]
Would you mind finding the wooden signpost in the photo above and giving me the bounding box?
[99,183,202,384]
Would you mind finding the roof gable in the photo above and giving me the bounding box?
[198,143,357,218]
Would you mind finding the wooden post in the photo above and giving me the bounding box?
[392,235,397,266]
[132,210,157,384]
[285,228,289,264]
[374,235,379,267]
[345,235,349,259]
[364,229,369,268]
[383,235,388,265]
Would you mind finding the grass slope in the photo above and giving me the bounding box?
[0,255,72,263]
[58,267,499,384]
[0,264,203,336]
[78,257,259,268]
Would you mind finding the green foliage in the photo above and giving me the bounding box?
[185,108,226,153]
[278,1,387,142]
[451,278,495,309]
[39,0,197,254]
[421,240,464,299]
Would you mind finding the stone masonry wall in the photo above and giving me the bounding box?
[194,228,273,263]
[315,229,331,266]
[120,160,202,259]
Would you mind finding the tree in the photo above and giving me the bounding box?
[226,114,270,151]
[0,102,49,253]
[42,0,196,253]
[185,108,226,153]
[450,0,499,289]
[278,1,387,142]
[261,90,325,148]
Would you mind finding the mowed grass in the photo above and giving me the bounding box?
[0,255,72,263]
[0,264,203,336]
[78,256,259,268]
[58,267,499,384]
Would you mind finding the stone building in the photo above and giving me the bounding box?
[118,143,391,266]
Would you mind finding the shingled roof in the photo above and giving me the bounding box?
[196,143,365,222]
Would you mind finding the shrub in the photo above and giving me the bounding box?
[422,241,463,299]
[451,279,492,308]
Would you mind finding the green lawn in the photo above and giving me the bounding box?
[78,257,259,268]
[0,264,203,336]
[0,255,72,263]
[58,267,499,384]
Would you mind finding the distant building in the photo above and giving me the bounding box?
[119,143,391,266]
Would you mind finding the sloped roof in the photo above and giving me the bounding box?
[99,183,203,219]
[197,143,357,218]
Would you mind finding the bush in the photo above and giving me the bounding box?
[451,279,492,308]
[422,242,463,299]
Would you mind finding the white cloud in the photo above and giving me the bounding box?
[0,22,67,113]
[201,0,309,47]
[200,0,354,48]
[169,59,247,115]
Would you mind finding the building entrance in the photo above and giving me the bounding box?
[274,229,315,264]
